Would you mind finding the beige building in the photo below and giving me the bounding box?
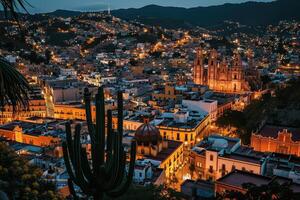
[190,135,266,181]
[0,98,46,125]
[156,112,210,147]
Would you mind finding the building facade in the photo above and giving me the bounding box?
[215,170,300,196]
[251,126,300,157]
[193,49,249,93]
[0,98,47,125]
[190,135,267,181]
[0,125,60,147]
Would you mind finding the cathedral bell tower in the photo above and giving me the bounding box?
[208,49,218,88]
[231,52,244,92]
[193,48,204,85]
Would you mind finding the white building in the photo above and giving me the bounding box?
[183,99,218,121]
[190,135,267,181]
[83,73,116,87]
[60,68,77,77]
[133,160,154,184]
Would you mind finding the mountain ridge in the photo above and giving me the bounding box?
[111,0,300,28]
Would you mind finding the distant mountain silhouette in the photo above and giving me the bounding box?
[112,0,300,28]
[0,9,81,19]
[46,9,82,18]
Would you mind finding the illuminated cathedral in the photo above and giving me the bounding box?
[193,48,250,93]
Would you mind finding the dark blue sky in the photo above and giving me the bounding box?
[24,0,273,13]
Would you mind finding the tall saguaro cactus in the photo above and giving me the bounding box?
[62,87,136,200]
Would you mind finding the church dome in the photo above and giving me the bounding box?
[135,123,162,145]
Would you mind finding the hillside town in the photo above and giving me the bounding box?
[0,9,300,199]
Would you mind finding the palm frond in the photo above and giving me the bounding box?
[0,56,30,112]
[0,0,30,20]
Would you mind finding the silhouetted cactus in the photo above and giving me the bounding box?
[62,87,136,200]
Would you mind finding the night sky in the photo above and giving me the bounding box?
[22,0,273,13]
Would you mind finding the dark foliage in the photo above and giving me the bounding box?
[0,57,30,112]
[0,142,62,199]
[216,78,300,144]
[105,184,185,200]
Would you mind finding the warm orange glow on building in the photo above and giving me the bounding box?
[0,98,47,125]
[251,126,300,157]
[193,49,250,93]
[53,104,95,121]
[0,125,60,147]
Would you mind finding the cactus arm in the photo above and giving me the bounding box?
[106,140,136,197]
[117,91,123,144]
[84,88,97,176]
[104,109,114,173]
[68,179,80,200]
[65,122,75,165]
[62,142,77,184]
[103,130,123,189]
[106,110,113,153]
[98,87,106,166]
[113,150,127,187]
[94,88,103,172]
[103,135,119,186]
[105,92,127,189]
[73,124,90,194]
[83,88,95,138]
[80,147,93,182]
[104,148,126,190]
[104,132,115,174]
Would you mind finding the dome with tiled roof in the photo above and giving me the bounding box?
[135,123,162,145]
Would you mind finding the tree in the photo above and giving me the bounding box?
[0,57,30,112]
[216,92,280,145]
[216,110,246,130]
[0,0,28,20]
[0,142,62,200]
[104,184,185,200]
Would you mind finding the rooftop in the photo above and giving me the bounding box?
[0,121,38,131]
[221,153,262,165]
[217,170,300,193]
[256,124,300,141]
[181,179,214,191]
[156,115,208,130]
[145,140,183,162]
[196,135,240,152]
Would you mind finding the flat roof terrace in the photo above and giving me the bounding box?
[157,116,208,130]
[146,140,183,162]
